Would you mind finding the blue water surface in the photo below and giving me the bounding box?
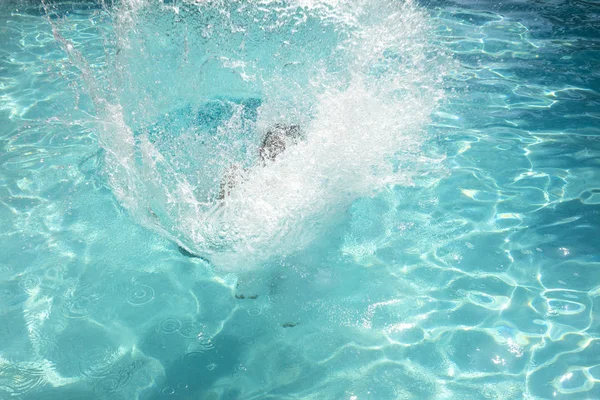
[1,0,599,399]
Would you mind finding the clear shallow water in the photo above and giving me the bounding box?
[1,0,599,399]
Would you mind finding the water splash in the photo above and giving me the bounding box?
[49,0,451,269]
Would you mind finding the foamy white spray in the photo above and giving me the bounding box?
[53,0,450,269]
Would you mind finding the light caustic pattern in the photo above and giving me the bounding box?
[1,0,600,399]
[65,0,450,268]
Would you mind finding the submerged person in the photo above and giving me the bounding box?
[217,123,302,200]
[179,123,305,326]
[178,123,302,257]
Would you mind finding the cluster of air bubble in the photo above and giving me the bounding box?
[54,0,451,269]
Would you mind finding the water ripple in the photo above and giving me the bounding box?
[0,363,46,397]
[466,291,511,310]
[156,318,181,335]
[126,284,155,306]
[178,320,205,339]
[61,296,93,319]
[78,346,119,379]
[18,274,41,294]
[247,307,262,317]
[92,360,144,396]
[160,386,176,395]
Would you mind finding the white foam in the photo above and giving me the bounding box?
[54,0,451,269]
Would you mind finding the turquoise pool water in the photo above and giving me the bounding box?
[1,0,599,399]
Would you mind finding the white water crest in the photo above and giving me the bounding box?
[52,0,451,269]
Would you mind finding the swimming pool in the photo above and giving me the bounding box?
[1,0,599,399]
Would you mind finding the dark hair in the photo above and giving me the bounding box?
[218,124,302,200]
[259,124,301,162]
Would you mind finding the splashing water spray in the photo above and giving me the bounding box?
[47,0,450,270]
